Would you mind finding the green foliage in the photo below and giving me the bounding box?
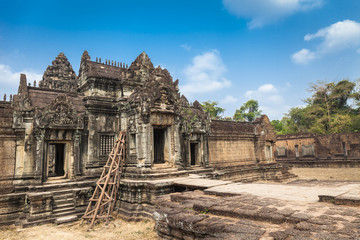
[199,208,209,215]
[271,119,288,135]
[201,101,225,119]
[273,79,360,135]
[233,99,262,122]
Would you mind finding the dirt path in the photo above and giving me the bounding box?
[0,217,157,240]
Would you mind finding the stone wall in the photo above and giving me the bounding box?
[276,132,360,167]
[0,101,16,193]
[209,120,258,168]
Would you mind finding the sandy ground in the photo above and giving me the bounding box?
[0,216,157,240]
[291,167,360,181]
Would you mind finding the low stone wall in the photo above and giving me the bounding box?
[276,132,360,167]
[209,163,296,182]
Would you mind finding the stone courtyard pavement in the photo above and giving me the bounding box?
[154,179,360,239]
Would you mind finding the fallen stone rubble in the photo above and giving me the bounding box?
[153,190,360,239]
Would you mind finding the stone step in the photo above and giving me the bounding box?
[53,207,75,215]
[55,215,78,224]
[53,198,74,206]
[53,210,77,219]
[53,193,74,200]
[52,189,74,196]
[15,180,95,193]
[53,202,74,211]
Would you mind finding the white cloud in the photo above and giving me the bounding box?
[244,83,290,119]
[0,64,42,96]
[180,44,192,51]
[258,83,277,92]
[291,49,316,64]
[293,20,360,64]
[180,50,231,95]
[223,0,323,29]
[221,95,238,104]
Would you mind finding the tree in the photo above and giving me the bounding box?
[200,101,225,119]
[233,99,262,122]
[272,79,360,135]
[306,80,356,133]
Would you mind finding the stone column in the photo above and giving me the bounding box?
[74,130,82,177]
[34,129,45,182]
[145,124,152,167]
[203,134,209,167]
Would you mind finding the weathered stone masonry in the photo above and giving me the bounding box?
[0,50,292,226]
[276,132,360,167]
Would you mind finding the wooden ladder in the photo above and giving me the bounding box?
[81,131,126,228]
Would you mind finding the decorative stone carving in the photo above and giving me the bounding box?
[34,95,84,129]
[39,53,77,92]
[128,52,155,82]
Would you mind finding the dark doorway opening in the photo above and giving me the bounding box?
[190,142,198,166]
[55,143,65,176]
[154,128,165,164]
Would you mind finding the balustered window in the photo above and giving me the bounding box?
[99,134,115,156]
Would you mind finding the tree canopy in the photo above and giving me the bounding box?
[271,79,360,135]
[233,99,262,122]
[200,100,225,119]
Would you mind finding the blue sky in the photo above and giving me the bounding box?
[1,0,360,120]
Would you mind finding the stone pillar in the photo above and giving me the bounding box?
[184,134,190,167]
[34,129,45,181]
[145,124,152,167]
[203,134,209,167]
[74,130,82,176]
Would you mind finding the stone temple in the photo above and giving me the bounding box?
[0,51,293,226]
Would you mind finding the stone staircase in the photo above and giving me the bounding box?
[52,189,78,224]
[16,181,95,228]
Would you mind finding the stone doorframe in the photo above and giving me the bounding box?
[39,129,82,182]
[152,125,171,166]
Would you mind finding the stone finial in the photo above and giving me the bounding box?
[28,83,31,86]
[99,58,102,63]
[106,59,108,65]
[20,74,27,87]
[111,60,114,66]
[96,57,98,62]
[34,80,36,87]
[81,50,91,61]
[3,94,6,101]
[10,94,12,102]
[126,64,128,68]
[120,62,122,68]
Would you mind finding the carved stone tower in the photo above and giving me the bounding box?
[39,52,78,92]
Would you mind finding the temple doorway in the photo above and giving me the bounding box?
[48,143,66,178]
[153,128,165,164]
[190,142,199,166]
[54,143,65,176]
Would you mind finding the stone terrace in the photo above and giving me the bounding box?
[153,180,360,239]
